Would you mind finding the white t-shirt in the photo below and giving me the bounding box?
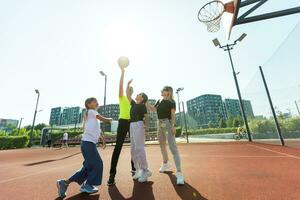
[82,109,101,144]
[63,132,68,140]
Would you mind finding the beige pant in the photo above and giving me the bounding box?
[157,119,181,171]
[130,121,148,170]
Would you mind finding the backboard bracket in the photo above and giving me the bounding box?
[235,0,300,25]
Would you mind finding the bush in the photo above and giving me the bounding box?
[249,117,300,136]
[248,118,276,134]
[176,127,182,137]
[0,135,29,150]
[218,118,227,128]
[188,127,237,135]
[51,131,82,143]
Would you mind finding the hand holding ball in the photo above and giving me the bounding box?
[118,56,129,68]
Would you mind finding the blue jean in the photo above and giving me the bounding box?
[69,141,103,186]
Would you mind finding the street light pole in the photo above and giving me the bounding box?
[18,117,23,134]
[295,100,300,116]
[212,33,252,141]
[99,71,107,132]
[29,89,40,147]
[175,88,189,143]
[99,71,107,116]
[176,88,184,135]
[181,101,189,143]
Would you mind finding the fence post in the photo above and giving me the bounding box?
[259,66,285,146]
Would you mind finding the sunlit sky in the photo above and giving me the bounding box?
[1,0,299,126]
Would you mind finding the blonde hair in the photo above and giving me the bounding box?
[162,86,174,100]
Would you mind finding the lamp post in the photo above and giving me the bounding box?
[18,117,23,134]
[176,88,184,134]
[99,71,107,116]
[99,71,107,132]
[29,89,40,147]
[212,33,252,141]
[295,100,300,116]
[181,101,189,143]
[175,87,189,143]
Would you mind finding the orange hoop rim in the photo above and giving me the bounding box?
[198,1,235,23]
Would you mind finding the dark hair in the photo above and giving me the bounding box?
[84,97,97,117]
[140,93,148,104]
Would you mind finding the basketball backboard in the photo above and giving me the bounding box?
[198,0,300,40]
[220,0,241,40]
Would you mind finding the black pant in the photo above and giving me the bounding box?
[109,119,135,177]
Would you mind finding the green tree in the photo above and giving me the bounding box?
[233,117,243,127]
[208,121,213,128]
[34,123,47,131]
[11,128,27,136]
[226,116,235,127]
[0,131,7,136]
[24,125,32,131]
[218,118,227,128]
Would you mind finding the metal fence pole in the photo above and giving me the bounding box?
[259,66,285,146]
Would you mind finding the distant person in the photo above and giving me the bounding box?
[126,79,151,182]
[62,132,68,148]
[107,65,136,186]
[47,133,51,148]
[147,86,185,185]
[56,97,112,198]
[236,127,245,140]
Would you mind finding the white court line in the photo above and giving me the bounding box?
[247,144,300,160]
[193,155,286,158]
[0,163,80,184]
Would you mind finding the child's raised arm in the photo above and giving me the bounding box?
[119,67,125,97]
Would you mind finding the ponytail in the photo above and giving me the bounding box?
[84,97,97,118]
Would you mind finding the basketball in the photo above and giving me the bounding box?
[118,56,129,68]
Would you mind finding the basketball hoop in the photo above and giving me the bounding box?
[198,1,235,32]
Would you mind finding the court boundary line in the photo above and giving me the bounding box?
[188,155,286,158]
[247,144,300,160]
[0,162,80,184]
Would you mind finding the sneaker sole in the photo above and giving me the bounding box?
[177,181,185,186]
[138,171,152,183]
[79,188,98,194]
[132,175,141,180]
[159,167,172,173]
[138,179,147,183]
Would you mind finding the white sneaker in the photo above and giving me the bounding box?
[176,172,185,185]
[132,169,142,180]
[138,170,152,183]
[159,162,172,173]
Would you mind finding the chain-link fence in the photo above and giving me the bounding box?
[243,21,300,146]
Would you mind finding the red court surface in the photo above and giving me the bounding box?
[1,142,300,200]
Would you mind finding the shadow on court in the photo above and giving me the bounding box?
[56,193,100,200]
[24,152,81,166]
[165,172,207,200]
[109,181,154,200]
